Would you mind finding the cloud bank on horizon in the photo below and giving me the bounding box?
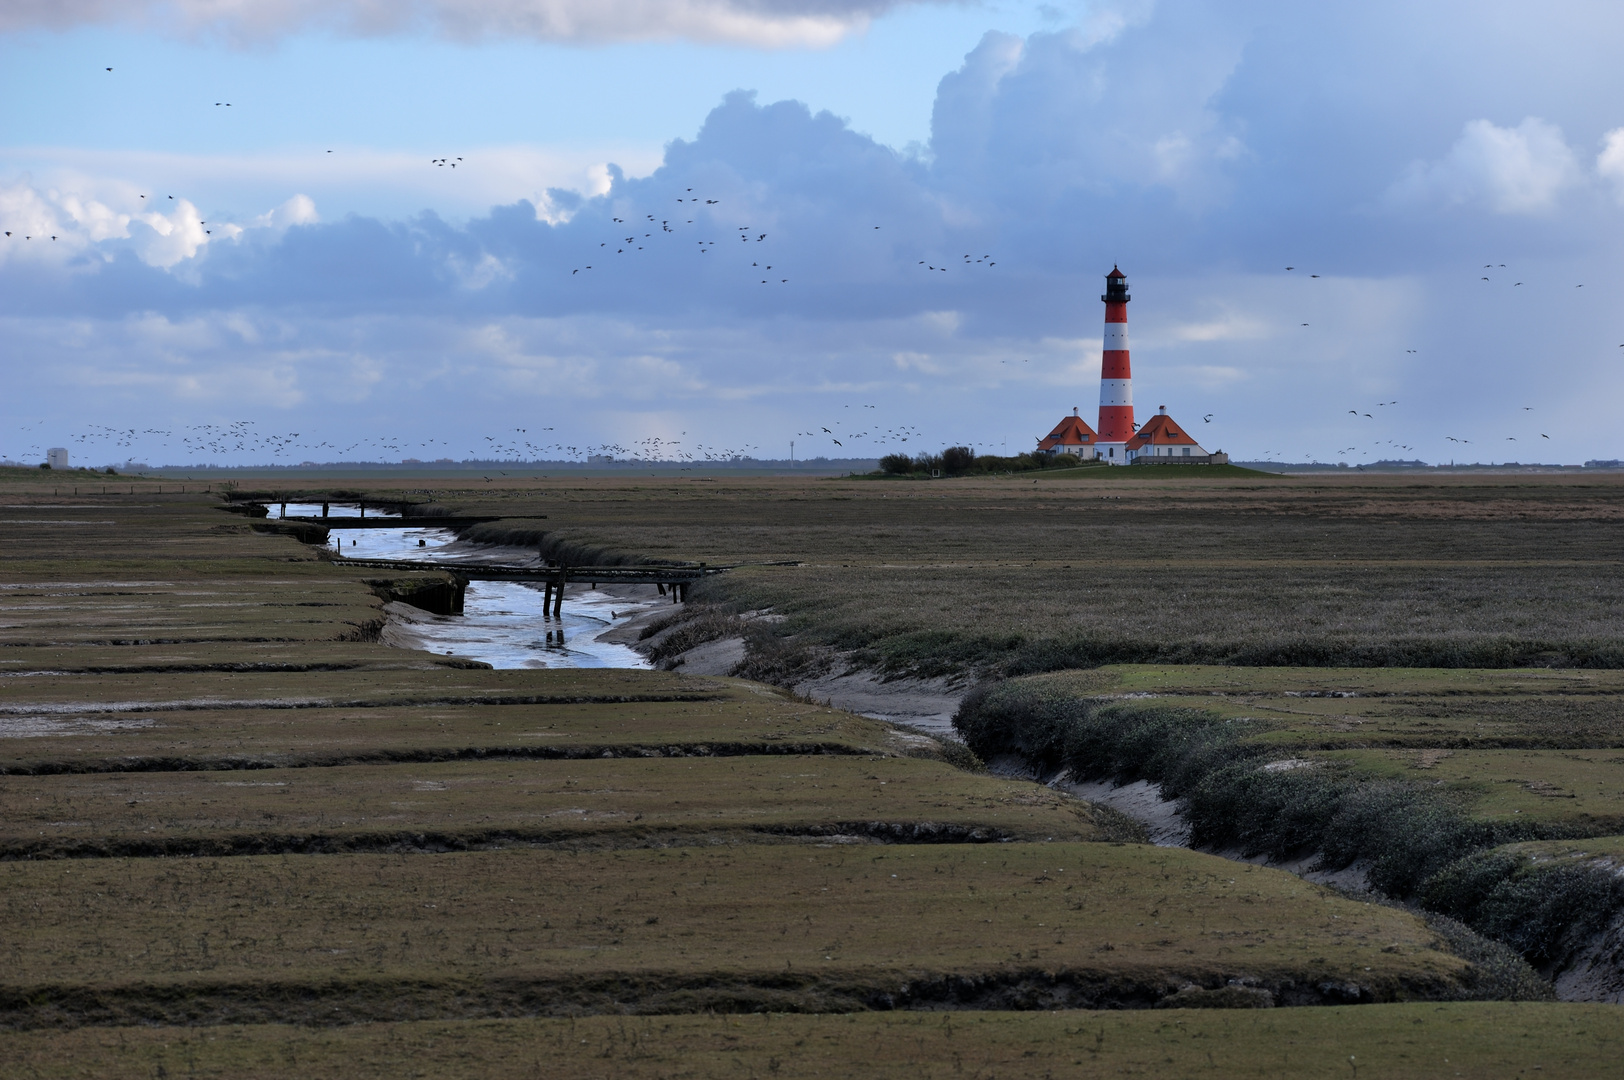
[5,0,1624,467]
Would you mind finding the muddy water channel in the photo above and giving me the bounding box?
[284,504,655,671]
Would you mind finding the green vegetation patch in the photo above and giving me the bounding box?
[0,755,1124,857]
[6,1003,1614,1079]
[1089,665,1624,750]
[0,844,1483,1026]
[1311,749,1624,830]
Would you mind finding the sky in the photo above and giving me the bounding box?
[5,0,1624,468]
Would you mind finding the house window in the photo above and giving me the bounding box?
[1183,447,1192,456]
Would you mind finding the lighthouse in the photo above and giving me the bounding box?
[1095,266,1134,463]
[1034,264,1226,466]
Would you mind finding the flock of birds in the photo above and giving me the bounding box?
[564,185,1001,290]
[8,421,780,469]
[793,407,923,449]
[1246,259,1604,466]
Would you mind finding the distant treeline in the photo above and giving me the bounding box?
[878,447,1094,476]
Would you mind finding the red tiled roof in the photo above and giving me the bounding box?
[1037,413,1097,451]
[1126,412,1201,448]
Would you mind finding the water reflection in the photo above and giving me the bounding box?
[287,503,654,670]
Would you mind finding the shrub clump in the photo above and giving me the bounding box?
[874,449,1087,478]
[952,676,1543,896]
[1420,848,1624,969]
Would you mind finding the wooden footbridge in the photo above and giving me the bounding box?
[279,515,504,530]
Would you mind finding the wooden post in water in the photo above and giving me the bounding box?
[543,580,553,617]
[321,501,329,518]
[553,564,566,619]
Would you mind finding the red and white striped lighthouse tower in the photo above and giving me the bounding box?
[1095,265,1134,463]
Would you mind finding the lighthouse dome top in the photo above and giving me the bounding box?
[1102,265,1130,303]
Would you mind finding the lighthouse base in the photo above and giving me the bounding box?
[1094,442,1129,465]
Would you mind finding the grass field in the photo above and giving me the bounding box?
[0,694,921,774]
[1311,749,1624,829]
[1,471,1616,1072]
[0,844,1477,1025]
[7,1002,1619,1079]
[372,469,1624,675]
[0,754,1128,857]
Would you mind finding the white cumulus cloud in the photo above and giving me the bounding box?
[0,0,915,47]
[0,175,322,268]
[1389,117,1580,214]
[1597,128,1624,204]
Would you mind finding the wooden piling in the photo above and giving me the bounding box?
[543,580,553,616]
[553,565,565,618]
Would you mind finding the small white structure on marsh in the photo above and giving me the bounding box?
[46,448,69,469]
